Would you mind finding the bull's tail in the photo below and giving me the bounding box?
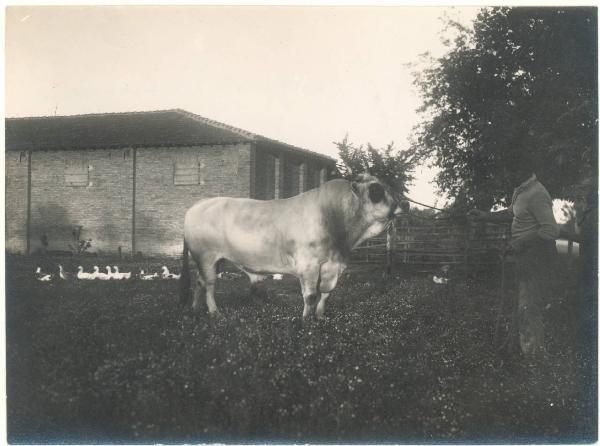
[179,238,191,306]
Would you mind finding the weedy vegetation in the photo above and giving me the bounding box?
[6,254,596,443]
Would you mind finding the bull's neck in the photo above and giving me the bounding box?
[322,195,386,260]
[348,215,388,249]
[352,220,388,249]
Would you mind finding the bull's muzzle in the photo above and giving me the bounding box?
[394,200,410,216]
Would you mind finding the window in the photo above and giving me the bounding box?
[174,159,202,185]
[255,152,275,199]
[320,167,328,185]
[307,164,321,190]
[283,160,300,198]
[65,153,89,186]
[264,154,276,199]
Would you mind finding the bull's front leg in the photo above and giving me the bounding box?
[302,292,321,320]
[315,261,345,320]
[315,293,329,320]
[299,264,321,320]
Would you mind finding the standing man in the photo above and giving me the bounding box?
[469,162,560,357]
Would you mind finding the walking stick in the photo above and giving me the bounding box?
[494,246,519,354]
[501,276,519,354]
[494,250,507,346]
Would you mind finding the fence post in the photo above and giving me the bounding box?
[385,220,396,278]
[464,220,471,273]
[403,220,410,264]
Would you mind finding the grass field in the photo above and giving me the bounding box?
[6,254,597,443]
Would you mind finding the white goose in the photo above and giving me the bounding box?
[161,266,180,280]
[433,275,449,285]
[35,267,52,282]
[58,265,72,280]
[105,266,116,280]
[76,266,94,280]
[112,266,131,280]
[139,269,159,280]
[94,266,110,281]
[109,266,122,280]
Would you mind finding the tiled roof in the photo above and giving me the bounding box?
[5,109,335,163]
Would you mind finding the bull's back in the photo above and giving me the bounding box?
[184,191,323,239]
[183,196,316,272]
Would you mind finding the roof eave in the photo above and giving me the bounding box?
[255,136,336,164]
[5,140,252,152]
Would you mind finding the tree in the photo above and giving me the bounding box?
[69,225,92,256]
[335,135,416,196]
[412,7,597,209]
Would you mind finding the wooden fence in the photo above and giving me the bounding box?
[352,217,511,272]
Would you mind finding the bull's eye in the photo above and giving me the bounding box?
[368,183,385,203]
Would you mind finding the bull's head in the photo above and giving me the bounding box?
[351,174,410,221]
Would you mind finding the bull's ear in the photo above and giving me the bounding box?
[368,183,385,203]
[351,181,360,196]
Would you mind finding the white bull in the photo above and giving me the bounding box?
[180,174,409,319]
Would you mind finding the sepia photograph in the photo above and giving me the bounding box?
[4,4,598,444]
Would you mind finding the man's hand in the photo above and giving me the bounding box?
[501,240,522,257]
[507,239,523,254]
[501,243,514,257]
[467,209,488,221]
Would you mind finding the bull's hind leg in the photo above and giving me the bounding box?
[191,279,206,313]
[192,254,220,316]
[203,263,219,315]
[189,260,206,313]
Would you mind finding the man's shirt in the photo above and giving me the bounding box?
[510,175,559,242]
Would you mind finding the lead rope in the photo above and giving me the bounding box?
[399,195,453,214]
[395,194,466,222]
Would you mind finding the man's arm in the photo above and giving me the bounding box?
[468,207,513,223]
[530,196,560,240]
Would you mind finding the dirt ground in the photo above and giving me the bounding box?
[5,254,597,443]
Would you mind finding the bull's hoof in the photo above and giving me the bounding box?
[208,310,225,320]
[302,314,316,324]
[189,305,205,317]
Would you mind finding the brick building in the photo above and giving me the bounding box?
[5,109,336,256]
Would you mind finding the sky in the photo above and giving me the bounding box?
[5,6,481,205]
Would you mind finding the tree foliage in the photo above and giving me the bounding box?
[335,136,416,195]
[412,7,597,209]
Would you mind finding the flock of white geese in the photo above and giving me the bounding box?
[35,265,180,282]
